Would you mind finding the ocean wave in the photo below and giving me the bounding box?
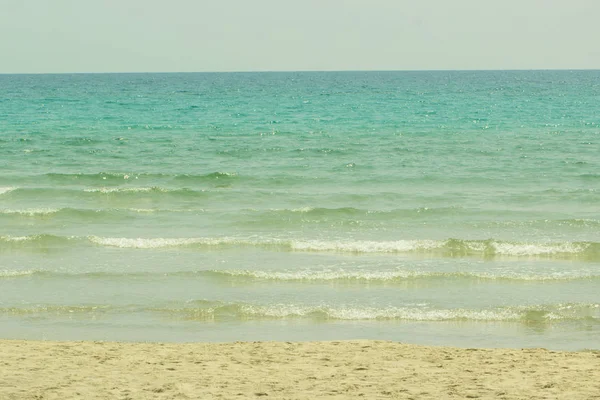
[172,172,238,182]
[2,186,208,200]
[86,236,282,249]
[43,171,238,185]
[2,235,600,260]
[290,239,441,253]
[289,238,600,259]
[258,206,463,218]
[579,173,600,181]
[203,269,600,282]
[491,242,585,257]
[2,268,597,282]
[229,206,471,229]
[88,236,207,248]
[0,208,60,216]
[0,234,180,251]
[79,187,207,197]
[84,187,175,193]
[60,137,103,146]
[0,270,156,280]
[0,173,238,197]
[0,187,15,195]
[485,218,600,229]
[2,300,598,322]
[0,269,38,278]
[507,189,600,204]
[46,172,141,182]
[152,301,600,322]
[292,147,349,155]
[0,234,76,249]
[0,305,113,316]
[3,205,598,234]
[0,207,172,221]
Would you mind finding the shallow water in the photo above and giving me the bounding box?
[1,71,599,349]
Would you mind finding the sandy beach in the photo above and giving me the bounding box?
[1,340,599,399]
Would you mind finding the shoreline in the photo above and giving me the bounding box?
[1,340,599,399]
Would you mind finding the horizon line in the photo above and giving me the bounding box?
[1,68,599,75]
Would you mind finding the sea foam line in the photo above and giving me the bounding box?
[1,235,598,259]
[0,207,164,216]
[86,236,280,249]
[205,269,600,282]
[290,239,593,257]
[0,208,59,216]
[1,268,597,282]
[291,239,442,253]
[153,301,600,322]
[0,187,15,195]
[84,236,599,259]
[83,187,158,193]
[1,300,598,322]
[0,270,37,278]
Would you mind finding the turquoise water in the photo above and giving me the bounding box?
[1,71,599,350]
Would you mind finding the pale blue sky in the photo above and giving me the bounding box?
[1,0,598,73]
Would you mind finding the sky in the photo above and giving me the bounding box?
[1,0,599,73]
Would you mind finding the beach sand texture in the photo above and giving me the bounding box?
[1,340,599,399]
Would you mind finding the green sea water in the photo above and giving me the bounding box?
[1,71,599,349]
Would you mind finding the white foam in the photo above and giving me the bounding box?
[83,235,593,258]
[491,241,587,256]
[226,303,600,321]
[214,269,597,282]
[0,187,15,195]
[129,208,158,213]
[0,235,33,242]
[87,236,266,249]
[290,207,314,213]
[88,237,202,248]
[234,304,522,321]
[291,239,441,253]
[0,270,36,278]
[84,187,156,193]
[87,235,291,249]
[0,208,58,216]
[218,269,418,281]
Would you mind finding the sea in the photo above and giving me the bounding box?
[1,71,599,350]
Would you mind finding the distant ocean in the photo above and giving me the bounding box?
[1,71,599,350]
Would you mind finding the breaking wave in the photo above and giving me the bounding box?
[2,235,600,260]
